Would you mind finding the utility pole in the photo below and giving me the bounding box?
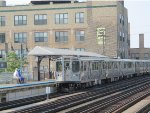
[20,43,23,74]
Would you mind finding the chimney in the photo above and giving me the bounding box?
[139,34,144,48]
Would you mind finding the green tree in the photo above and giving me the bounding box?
[6,52,27,72]
[0,69,5,73]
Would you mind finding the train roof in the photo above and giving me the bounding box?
[80,57,150,62]
[28,46,108,58]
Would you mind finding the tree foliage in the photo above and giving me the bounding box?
[6,52,27,72]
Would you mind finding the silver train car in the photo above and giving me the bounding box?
[28,46,150,91]
[55,56,150,90]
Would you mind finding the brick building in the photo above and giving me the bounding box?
[130,34,150,60]
[0,0,129,72]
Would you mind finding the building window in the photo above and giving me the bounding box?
[14,15,27,26]
[14,32,27,43]
[131,53,139,59]
[135,53,139,59]
[0,16,5,26]
[144,53,149,59]
[75,30,85,41]
[119,14,122,23]
[122,15,124,25]
[75,12,84,23]
[75,48,85,51]
[34,32,48,42]
[122,33,125,42]
[55,31,68,42]
[55,13,68,24]
[0,33,5,43]
[15,49,27,57]
[0,50,6,57]
[34,14,47,25]
[120,32,122,41]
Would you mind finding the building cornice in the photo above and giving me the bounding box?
[0,5,117,13]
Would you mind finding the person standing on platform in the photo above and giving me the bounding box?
[17,69,24,84]
[13,68,20,84]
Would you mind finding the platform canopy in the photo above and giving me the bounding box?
[28,46,108,58]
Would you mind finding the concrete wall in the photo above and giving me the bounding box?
[5,87,56,101]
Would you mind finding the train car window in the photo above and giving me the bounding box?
[92,62,98,70]
[128,62,132,68]
[56,61,62,71]
[99,62,103,69]
[92,63,95,70]
[84,62,87,71]
[72,61,80,72]
[112,62,114,68]
[114,62,118,68]
[124,63,126,68]
[65,61,70,70]
[103,62,106,69]
[96,62,98,70]
[108,62,112,69]
[81,61,83,71]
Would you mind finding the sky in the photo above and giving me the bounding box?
[4,0,150,48]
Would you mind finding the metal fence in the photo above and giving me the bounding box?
[0,71,55,84]
[0,72,33,84]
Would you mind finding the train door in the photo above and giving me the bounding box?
[98,60,103,82]
[101,61,111,84]
[102,61,106,79]
[118,61,123,80]
[56,57,64,81]
[64,59,71,81]
[83,61,88,82]
[71,60,80,82]
[80,61,84,81]
[88,61,92,81]
[135,62,140,75]
[145,62,148,73]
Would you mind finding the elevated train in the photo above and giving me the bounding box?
[28,46,150,91]
[55,56,150,90]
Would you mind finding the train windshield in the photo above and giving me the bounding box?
[72,61,80,72]
[56,61,62,72]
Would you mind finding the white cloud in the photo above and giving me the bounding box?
[6,0,31,5]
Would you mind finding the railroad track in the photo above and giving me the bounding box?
[7,76,150,113]
[0,75,145,111]
[104,88,150,113]
[66,82,150,113]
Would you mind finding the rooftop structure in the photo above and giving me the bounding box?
[30,0,77,5]
[130,34,150,60]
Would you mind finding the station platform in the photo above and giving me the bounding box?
[0,80,56,102]
[122,96,150,113]
[0,80,56,90]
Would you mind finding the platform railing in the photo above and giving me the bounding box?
[0,72,33,84]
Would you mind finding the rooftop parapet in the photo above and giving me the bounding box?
[30,0,78,5]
